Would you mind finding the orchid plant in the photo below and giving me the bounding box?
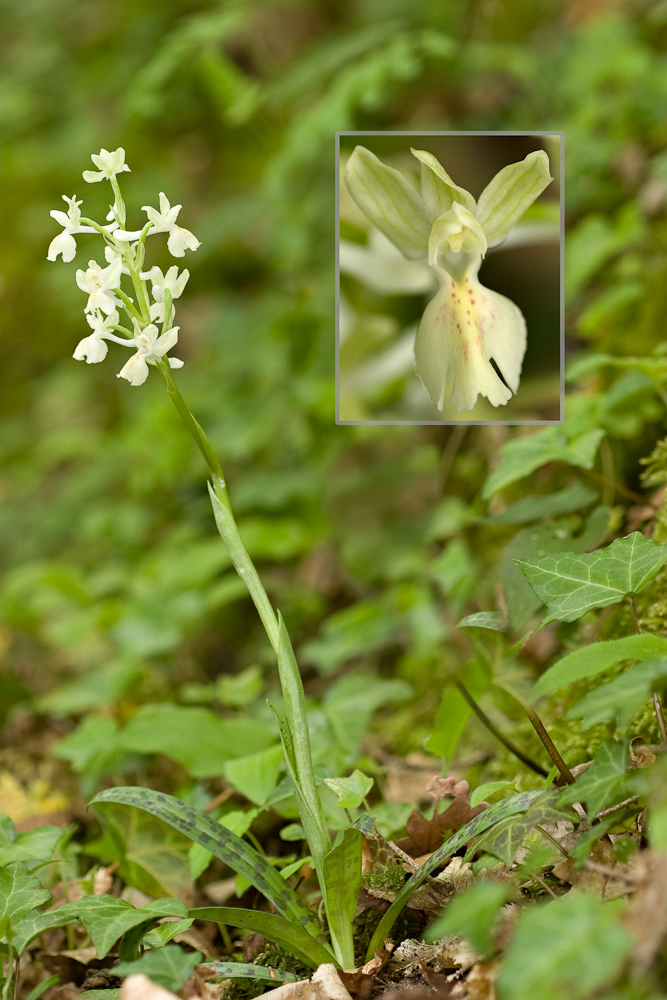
[47,147,360,970]
[344,145,554,413]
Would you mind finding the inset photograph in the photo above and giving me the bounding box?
[337,132,562,424]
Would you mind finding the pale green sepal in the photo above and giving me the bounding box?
[345,146,431,260]
[477,150,553,248]
[411,148,477,220]
[322,828,362,969]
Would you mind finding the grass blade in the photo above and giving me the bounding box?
[322,829,362,968]
[90,788,322,941]
[365,790,542,960]
[200,963,303,983]
[189,907,334,969]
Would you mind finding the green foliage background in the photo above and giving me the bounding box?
[3,0,667,795]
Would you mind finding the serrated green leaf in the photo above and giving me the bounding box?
[482,427,605,500]
[567,658,667,729]
[322,828,362,967]
[323,770,373,809]
[533,634,667,697]
[366,791,542,960]
[424,881,510,958]
[90,788,322,942]
[517,532,667,625]
[114,944,201,991]
[472,792,577,866]
[558,740,632,820]
[189,907,333,968]
[497,893,631,1000]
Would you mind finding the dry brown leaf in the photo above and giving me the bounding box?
[622,848,667,968]
[393,779,487,858]
[450,959,499,1000]
[338,947,392,998]
[551,837,630,899]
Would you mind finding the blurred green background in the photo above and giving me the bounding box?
[2,0,667,809]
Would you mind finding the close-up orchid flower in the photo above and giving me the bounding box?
[343,143,555,415]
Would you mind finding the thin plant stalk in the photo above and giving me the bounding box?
[455,681,548,777]
[153,358,353,965]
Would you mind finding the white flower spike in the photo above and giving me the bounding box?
[344,145,553,412]
[82,148,131,184]
[47,195,98,263]
[117,320,183,386]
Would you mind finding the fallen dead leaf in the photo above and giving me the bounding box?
[622,848,667,968]
[393,779,488,858]
[551,836,631,899]
[338,946,392,998]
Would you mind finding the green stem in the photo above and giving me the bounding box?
[154,360,340,952]
[522,702,576,785]
[455,681,548,777]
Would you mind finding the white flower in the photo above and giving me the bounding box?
[140,265,190,322]
[47,194,98,263]
[82,148,131,183]
[75,258,123,314]
[142,192,201,257]
[104,244,131,275]
[116,320,183,386]
[344,146,553,412]
[72,309,122,364]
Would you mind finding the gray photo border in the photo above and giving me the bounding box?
[335,130,565,426]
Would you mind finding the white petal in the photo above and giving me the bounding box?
[48,231,77,262]
[73,335,108,363]
[168,357,184,369]
[167,227,200,257]
[414,274,525,412]
[117,354,149,385]
[153,327,179,356]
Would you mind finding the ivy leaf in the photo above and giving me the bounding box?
[533,633,667,697]
[324,770,374,809]
[558,740,633,820]
[114,944,201,991]
[567,658,667,730]
[0,864,50,936]
[497,893,632,1000]
[469,792,577,866]
[516,532,667,625]
[482,427,604,500]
